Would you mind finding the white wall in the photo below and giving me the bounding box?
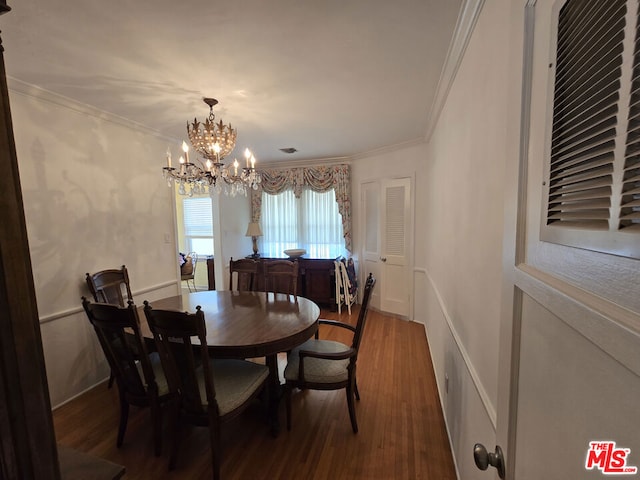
[214,191,253,290]
[420,0,510,476]
[351,141,428,315]
[9,84,180,407]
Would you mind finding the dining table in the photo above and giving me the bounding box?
[138,289,321,434]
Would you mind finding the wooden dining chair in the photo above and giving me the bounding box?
[181,252,198,292]
[86,265,136,388]
[263,259,299,298]
[86,265,133,307]
[284,273,376,433]
[143,301,269,480]
[229,257,258,292]
[81,297,172,456]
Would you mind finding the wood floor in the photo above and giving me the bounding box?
[53,307,457,480]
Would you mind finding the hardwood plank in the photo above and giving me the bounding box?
[53,307,456,479]
[58,445,125,480]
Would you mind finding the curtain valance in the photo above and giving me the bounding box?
[251,164,352,252]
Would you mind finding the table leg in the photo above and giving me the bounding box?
[265,354,281,437]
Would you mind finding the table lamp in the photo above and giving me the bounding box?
[245,222,263,258]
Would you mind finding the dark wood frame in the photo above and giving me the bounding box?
[81,298,173,457]
[142,303,269,479]
[85,265,133,306]
[228,257,258,291]
[248,258,337,307]
[0,3,61,477]
[284,273,376,433]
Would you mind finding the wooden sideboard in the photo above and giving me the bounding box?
[254,258,337,307]
[294,258,337,307]
[206,256,337,307]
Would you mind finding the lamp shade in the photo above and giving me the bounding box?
[245,222,263,237]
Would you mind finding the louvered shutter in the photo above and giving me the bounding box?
[546,0,626,228]
[385,185,406,256]
[621,9,640,230]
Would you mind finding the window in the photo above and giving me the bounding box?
[261,188,346,258]
[542,0,640,258]
[182,197,214,256]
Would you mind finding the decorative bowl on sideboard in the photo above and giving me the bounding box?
[284,248,306,258]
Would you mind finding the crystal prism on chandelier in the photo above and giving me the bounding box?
[162,97,261,197]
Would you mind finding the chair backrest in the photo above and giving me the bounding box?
[181,252,197,279]
[263,260,299,297]
[351,273,376,354]
[81,297,154,399]
[229,257,259,291]
[86,265,133,307]
[143,302,215,416]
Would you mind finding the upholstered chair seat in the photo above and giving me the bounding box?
[135,351,170,396]
[284,339,351,384]
[196,359,269,415]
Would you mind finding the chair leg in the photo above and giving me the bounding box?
[209,418,222,480]
[107,370,115,389]
[150,398,163,457]
[168,400,181,470]
[354,378,361,401]
[285,384,292,431]
[116,390,129,447]
[346,383,358,434]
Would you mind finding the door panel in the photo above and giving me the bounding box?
[494,2,640,478]
[515,294,640,478]
[361,181,381,309]
[380,178,411,316]
[361,178,413,317]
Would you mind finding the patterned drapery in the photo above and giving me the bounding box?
[250,164,352,252]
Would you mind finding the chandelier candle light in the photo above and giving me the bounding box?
[162,97,261,197]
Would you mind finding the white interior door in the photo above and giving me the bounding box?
[486,2,640,479]
[380,177,412,317]
[361,181,381,310]
[361,177,412,317]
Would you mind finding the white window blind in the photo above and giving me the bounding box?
[542,0,640,258]
[182,197,213,256]
[261,188,346,258]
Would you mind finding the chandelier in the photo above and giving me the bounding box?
[162,97,261,197]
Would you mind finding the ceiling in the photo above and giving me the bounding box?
[1,0,463,164]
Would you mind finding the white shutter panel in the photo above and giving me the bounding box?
[546,0,626,228]
[621,9,640,230]
[385,185,405,256]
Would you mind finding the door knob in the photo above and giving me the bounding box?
[473,443,505,479]
[380,257,387,262]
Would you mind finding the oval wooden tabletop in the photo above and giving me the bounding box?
[139,290,320,358]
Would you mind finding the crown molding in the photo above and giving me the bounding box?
[7,76,175,141]
[424,0,485,142]
[351,137,426,161]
